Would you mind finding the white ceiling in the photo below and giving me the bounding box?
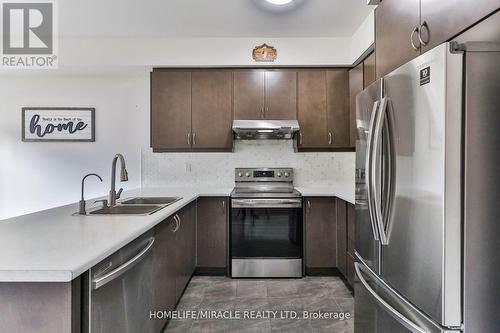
[59,0,374,38]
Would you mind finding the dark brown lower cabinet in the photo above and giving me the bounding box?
[305,197,337,270]
[336,199,347,277]
[0,279,81,333]
[153,215,178,332]
[346,253,355,287]
[152,201,196,331]
[175,202,196,301]
[196,197,228,270]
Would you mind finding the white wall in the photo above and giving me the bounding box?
[142,141,355,189]
[350,9,375,63]
[0,74,149,220]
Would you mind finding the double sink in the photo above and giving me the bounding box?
[88,197,182,216]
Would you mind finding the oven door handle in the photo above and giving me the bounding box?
[231,198,302,208]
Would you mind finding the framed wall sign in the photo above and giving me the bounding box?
[252,44,277,62]
[22,107,95,142]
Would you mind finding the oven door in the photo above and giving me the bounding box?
[230,197,303,277]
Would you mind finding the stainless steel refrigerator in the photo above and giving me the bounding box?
[354,42,500,333]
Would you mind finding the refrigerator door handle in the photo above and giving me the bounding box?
[355,263,427,333]
[366,100,381,241]
[371,97,390,245]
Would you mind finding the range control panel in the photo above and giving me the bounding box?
[235,168,294,182]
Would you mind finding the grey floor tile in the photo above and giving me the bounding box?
[230,319,271,333]
[270,318,313,333]
[164,319,193,332]
[266,279,301,297]
[233,297,269,312]
[268,295,305,313]
[309,318,352,333]
[236,280,268,298]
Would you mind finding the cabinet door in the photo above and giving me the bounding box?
[375,0,420,78]
[421,0,500,52]
[175,203,196,301]
[191,71,233,150]
[305,197,337,268]
[151,71,192,151]
[363,52,376,89]
[297,71,328,148]
[265,71,297,120]
[336,199,347,278]
[153,216,177,332]
[347,203,356,257]
[326,69,350,148]
[233,71,265,120]
[349,64,364,148]
[196,197,228,268]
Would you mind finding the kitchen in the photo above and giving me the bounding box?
[0,1,499,333]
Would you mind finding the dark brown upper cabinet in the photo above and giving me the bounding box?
[265,70,297,120]
[297,69,351,151]
[376,0,500,78]
[191,71,233,151]
[151,69,233,152]
[326,69,350,148]
[233,71,265,120]
[349,63,363,148]
[297,70,328,148]
[233,69,297,120]
[420,0,500,52]
[375,0,421,78]
[363,52,376,89]
[151,71,192,151]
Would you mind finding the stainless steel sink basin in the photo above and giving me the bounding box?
[88,205,165,216]
[120,197,182,205]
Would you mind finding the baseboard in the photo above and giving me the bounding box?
[194,267,227,276]
[305,267,341,276]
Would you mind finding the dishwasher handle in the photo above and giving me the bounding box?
[92,237,155,290]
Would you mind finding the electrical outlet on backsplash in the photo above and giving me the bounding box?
[141,141,355,188]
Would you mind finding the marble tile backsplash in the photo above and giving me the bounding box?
[141,140,355,188]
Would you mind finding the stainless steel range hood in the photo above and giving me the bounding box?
[232,120,300,140]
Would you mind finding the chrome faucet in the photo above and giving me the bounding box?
[79,173,103,215]
[109,153,128,207]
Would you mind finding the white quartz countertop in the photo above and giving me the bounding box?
[0,185,353,283]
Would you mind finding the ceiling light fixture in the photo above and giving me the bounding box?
[265,0,294,5]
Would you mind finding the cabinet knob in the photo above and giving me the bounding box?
[410,26,421,51]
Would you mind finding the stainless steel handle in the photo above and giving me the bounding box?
[366,100,381,241]
[299,132,303,145]
[92,237,155,290]
[222,200,226,212]
[354,263,427,333]
[176,214,181,230]
[187,133,191,145]
[307,200,311,213]
[410,26,420,51]
[192,133,196,145]
[231,198,302,209]
[371,97,389,245]
[418,21,429,46]
[261,107,264,118]
[170,215,179,233]
[328,132,332,145]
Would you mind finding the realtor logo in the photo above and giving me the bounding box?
[1,0,58,69]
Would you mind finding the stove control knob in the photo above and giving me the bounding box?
[277,172,282,177]
[238,172,243,177]
[245,172,251,177]
[284,172,290,178]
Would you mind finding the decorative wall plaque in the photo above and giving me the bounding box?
[22,107,95,142]
[252,44,277,62]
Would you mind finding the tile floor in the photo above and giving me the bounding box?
[165,276,354,333]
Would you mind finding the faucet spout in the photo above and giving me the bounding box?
[110,153,129,206]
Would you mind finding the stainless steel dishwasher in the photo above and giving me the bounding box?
[83,231,155,333]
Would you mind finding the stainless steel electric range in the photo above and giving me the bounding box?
[230,168,303,278]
